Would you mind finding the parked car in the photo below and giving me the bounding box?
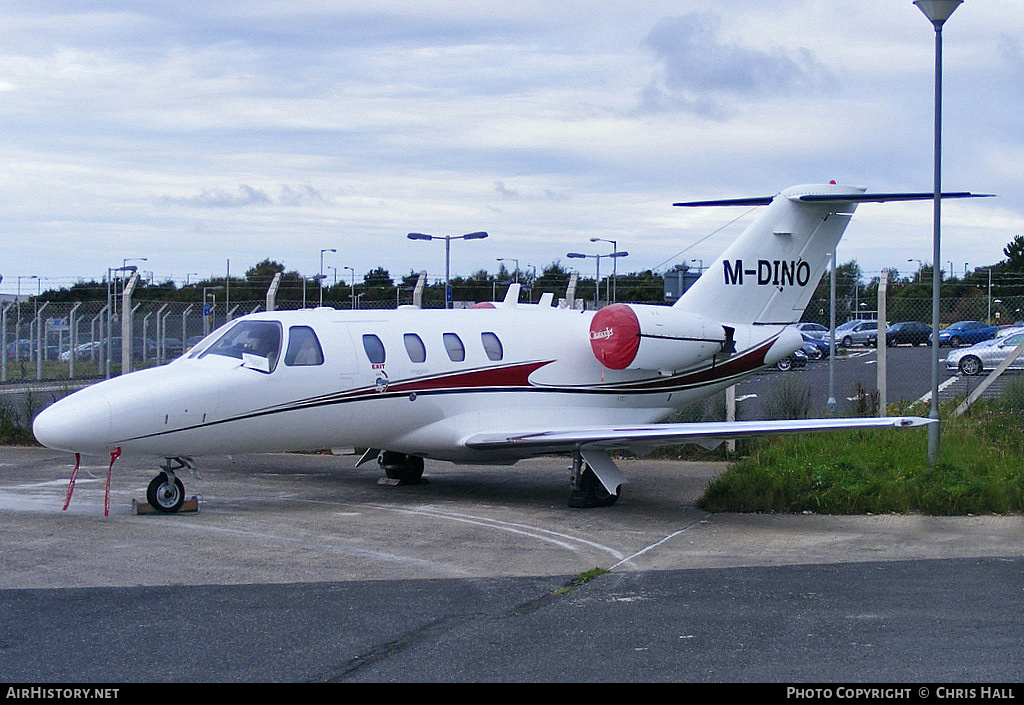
[933,320,997,347]
[794,322,829,340]
[59,341,101,361]
[994,325,1024,339]
[161,337,183,357]
[776,347,809,371]
[884,321,932,347]
[4,339,32,360]
[835,319,878,347]
[800,334,831,359]
[945,331,1024,375]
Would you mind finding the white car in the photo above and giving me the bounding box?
[793,322,829,339]
[59,341,100,362]
[945,332,1024,376]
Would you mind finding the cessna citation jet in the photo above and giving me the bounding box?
[35,183,981,513]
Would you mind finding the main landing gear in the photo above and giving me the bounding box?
[568,451,619,508]
[146,457,196,513]
[377,451,425,485]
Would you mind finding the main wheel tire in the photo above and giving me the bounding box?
[380,452,424,483]
[568,468,619,508]
[958,356,983,376]
[147,472,185,513]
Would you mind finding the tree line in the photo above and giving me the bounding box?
[24,231,1024,309]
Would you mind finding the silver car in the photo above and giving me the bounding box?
[945,332,1024,376]
[835,320,879,347]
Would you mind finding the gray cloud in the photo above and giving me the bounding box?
[157,184,328,209]
[641,12,832,117]
[159,184,271,208]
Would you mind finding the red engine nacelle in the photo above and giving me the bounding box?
[589,303,729,372]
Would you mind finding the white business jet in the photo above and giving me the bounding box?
[34,183,981,512]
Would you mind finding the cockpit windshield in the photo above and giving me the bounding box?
[199,321,282,372]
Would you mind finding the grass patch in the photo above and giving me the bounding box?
[699,398,1024,515]
[0,393,42,445]
[553,567,609,595]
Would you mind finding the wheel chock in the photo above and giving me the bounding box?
[377,477,429,487]
[132,495,201,515]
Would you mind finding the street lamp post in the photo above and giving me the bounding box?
[344,266,356,309]
[202,286,225,336]
[106,266,137,378]
[497,258,519,284]
[915,0,962,464]
[319,248,336,306]
[567,251,629,308]
[591,238,626,302]
[407,231,488,308]
[907,258,924,283]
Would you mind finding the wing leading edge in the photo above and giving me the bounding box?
[464,416,934,454]
[464,416,934,495]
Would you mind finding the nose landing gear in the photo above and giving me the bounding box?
[144,457,198,514]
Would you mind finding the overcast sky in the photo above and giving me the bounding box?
[2,0,1022,296]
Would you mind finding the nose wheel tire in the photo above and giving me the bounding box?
[147,472,185,513]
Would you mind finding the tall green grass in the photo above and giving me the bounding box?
[699,397,1024,515]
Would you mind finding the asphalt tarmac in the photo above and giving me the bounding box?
[1,446,1022,683]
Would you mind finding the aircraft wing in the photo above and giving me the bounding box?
[463,416,933,495]
[464,416,933,456]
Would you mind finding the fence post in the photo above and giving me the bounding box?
[156,303,169,364]
[1,302,10,382]
[69,302,82,379]
[35,301,49,380]
[877,269,888,416]
[121,273,139,375]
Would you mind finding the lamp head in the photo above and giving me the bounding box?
[914,0,963,27]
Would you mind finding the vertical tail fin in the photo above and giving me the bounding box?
[671,184,991,326]
[672,184,863,325]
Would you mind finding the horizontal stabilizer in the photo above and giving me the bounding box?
[674,192,993,207]
[673,195,775,207]
[794,192,993,204]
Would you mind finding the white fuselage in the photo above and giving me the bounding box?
[32,304,794,462]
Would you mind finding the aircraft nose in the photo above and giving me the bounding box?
[32,392,113,455]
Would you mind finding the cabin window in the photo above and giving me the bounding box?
[362,334,386,364]
[285,326,324,366]
[443,333,465,362]
[404,333,427,363]
[481,332,503,361]
[200,320,282,373]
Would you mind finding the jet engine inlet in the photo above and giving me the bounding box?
[589,303,725,373]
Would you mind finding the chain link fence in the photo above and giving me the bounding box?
[3,289,1019,384]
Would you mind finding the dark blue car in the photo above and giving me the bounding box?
[934,321,997,347]
[801,333,831,358]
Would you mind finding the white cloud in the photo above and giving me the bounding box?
[0,1,1022,292]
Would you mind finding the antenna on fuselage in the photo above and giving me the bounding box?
[559,271,579,309]
[266,272,282,312]
[413,270,427,308]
